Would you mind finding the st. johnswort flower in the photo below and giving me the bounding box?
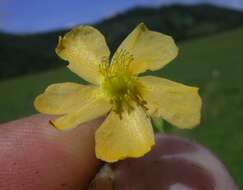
[34,23,202,163]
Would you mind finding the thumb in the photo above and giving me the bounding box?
[0,114,103,190]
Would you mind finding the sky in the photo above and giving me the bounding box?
[0,0,243,34]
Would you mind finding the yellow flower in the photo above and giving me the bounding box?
[34,23,202,163]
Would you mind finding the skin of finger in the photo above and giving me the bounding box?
[0,114,104,190]
[89,135,239,190]
[112,135,239,190]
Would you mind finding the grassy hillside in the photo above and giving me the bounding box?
[0,27,243,188]
[1,4,243,80]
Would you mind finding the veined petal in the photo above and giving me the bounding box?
[34,82,97,115]
[51,92,112,130]
[56,25,110,84]
[140,76,202,129]
[95,105,155,163]
[114,23,178,74]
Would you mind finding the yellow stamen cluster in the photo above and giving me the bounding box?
[100,50,147,117]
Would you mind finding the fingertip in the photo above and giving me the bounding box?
[0,114,104,190]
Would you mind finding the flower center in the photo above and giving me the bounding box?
[100,49,146,117]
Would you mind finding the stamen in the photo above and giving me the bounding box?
[100,49,146,117]
[110,49,134,75]
[99,56,109,76]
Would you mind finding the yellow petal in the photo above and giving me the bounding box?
[114,23,178,74]
[56,25,110,84]
[140,76,202,129]
[51,92,111,130]
[34,82,97,115]
[95,105,155,163]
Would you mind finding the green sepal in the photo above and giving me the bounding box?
[151,117,164,133]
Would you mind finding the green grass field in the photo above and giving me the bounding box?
[0,28,243,187]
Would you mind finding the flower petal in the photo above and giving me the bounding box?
[140,76,202,129]
[56,25,110,84]
[34,82,97,115]
[51,92,112,130]
[95,105,155,163]
[114,23,178,74]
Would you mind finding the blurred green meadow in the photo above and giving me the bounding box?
[0,5,243,188]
